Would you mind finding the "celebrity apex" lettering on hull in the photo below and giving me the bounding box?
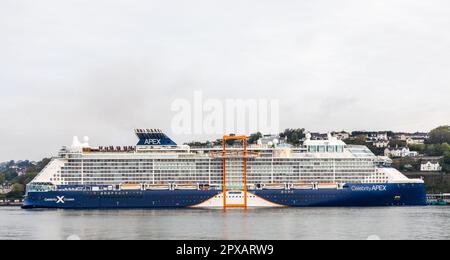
[351,185,387,192]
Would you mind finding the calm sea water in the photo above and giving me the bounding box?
[0,206,449,240]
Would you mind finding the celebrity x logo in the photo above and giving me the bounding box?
[56,196,65,204]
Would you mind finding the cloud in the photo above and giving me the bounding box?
[1,0,450,161]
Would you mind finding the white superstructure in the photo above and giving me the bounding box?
[30,131,424,189]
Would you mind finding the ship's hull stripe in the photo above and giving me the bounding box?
[22,183,427,209]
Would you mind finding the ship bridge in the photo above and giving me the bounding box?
[303,133,346,153]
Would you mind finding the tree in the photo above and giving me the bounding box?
[424,143,450,156]
[428,126,450,144]
[14,172,38,186]
[279,128,305,146]
[386,131,396,138]
[389,139,407,148]
[0,173,5,184]
[392,158,420,172]
[5,160,15,168]
[2,169,18,182]
[441,143,450,154]
[351,131,369,137]
[16,160,31,168]
[24,158,51,174]
[248,132,263,144]
[225,134,237,146]
[344,136,366,146]
[213,139,222,146]
[185,141,212,148]
[368,145,385,156]
[6,183,25,199]
[441,154,450,173]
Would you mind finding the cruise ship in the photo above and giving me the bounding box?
[22,129,427,209]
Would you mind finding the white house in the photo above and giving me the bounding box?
[385,147,419,158]
[384,148,400,158]
[397,132,428,142]
[411,132,429,140]
[402,148,419,157]
[397,133,408,141]
[406,137,426,145]
[373,140,389,148]
[377,132,389,141]
[332,131,350,140]
[421,161,442,172]
[369,132,389,141]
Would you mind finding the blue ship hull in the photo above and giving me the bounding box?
[22,183,427,209]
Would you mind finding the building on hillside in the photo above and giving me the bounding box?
[384,147,419,158]
[373,140,389,148]
[411,132,429,140]
[397,133,414,141]
[332,131,351,140]
[396,132,429,142]
[0,185,13,195]
[310,133,328,140]
[420,160,443,172]
[406,137,426,145]
[352,134,368,141]
[368,132,389,141]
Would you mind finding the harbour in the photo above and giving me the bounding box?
[2,0,450,243]
[0,200,23,207]
[427,194,450,205]
[4,196,450,207]
[1,206,449,240]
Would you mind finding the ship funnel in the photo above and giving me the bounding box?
[71,136,91,148]
[135,129,177,146]
[72,136,82,148]
[82,136,90,147]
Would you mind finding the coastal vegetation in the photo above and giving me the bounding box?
[409,126,450,173]
[422,174,450,194]
[279,128,305,146]
[0,159,50,199]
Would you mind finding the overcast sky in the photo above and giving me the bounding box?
[1,0,450,161]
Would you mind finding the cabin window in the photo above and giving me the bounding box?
[318,146,326,153]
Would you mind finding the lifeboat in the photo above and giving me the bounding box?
[317,183,338,189]
[262,183,285,190]
[119,183,142,191]
[291,183,313,190]
[174,183,198,190]
[145,184,170,190]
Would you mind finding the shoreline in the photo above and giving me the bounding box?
[0,201,23,207]
[0,203,22,207]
